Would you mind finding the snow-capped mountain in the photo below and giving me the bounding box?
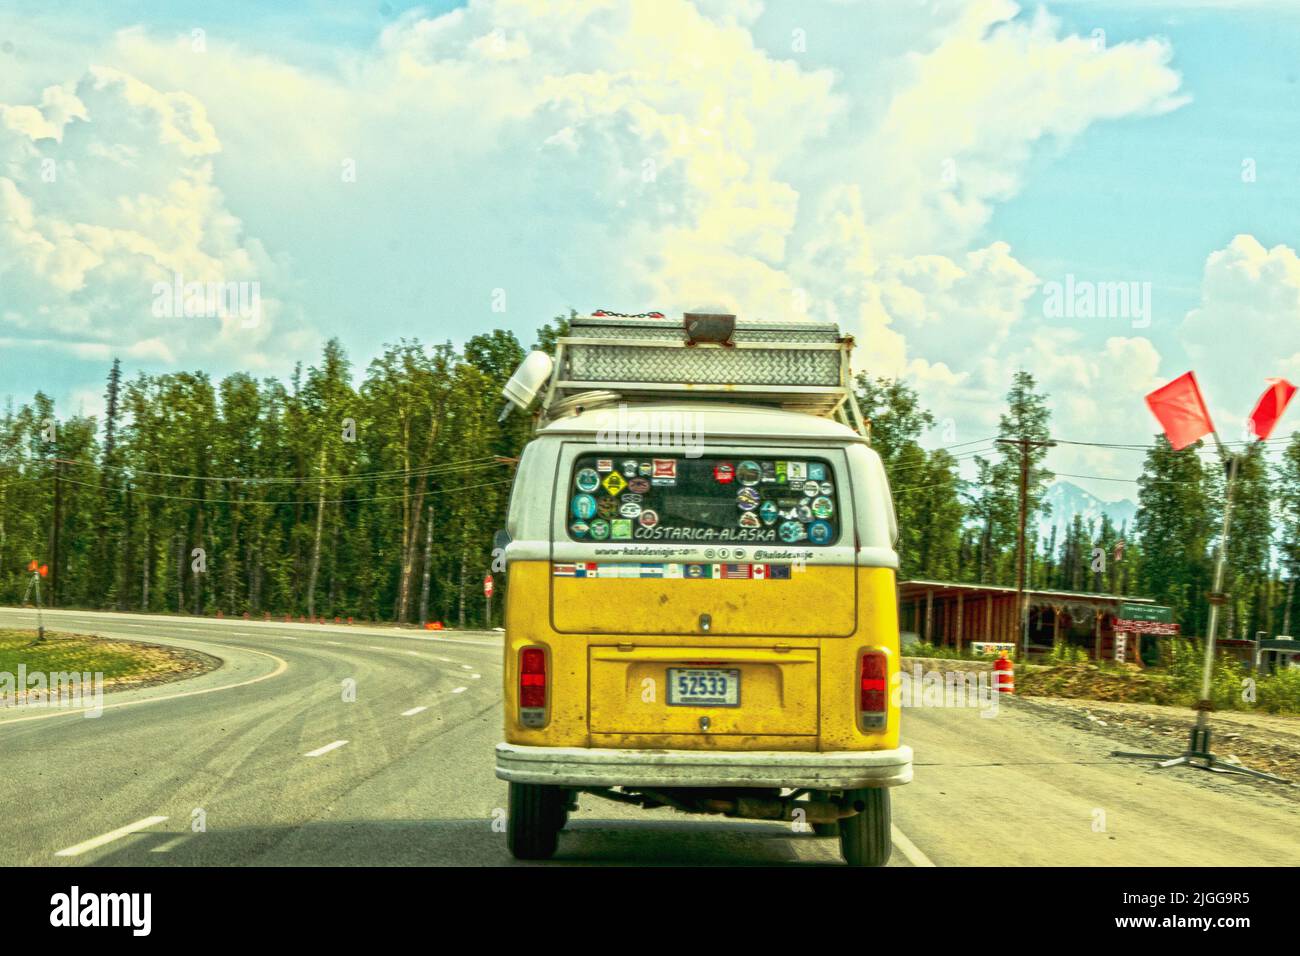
[1036,481,1137,544]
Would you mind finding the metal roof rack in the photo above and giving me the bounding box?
[540,313,865,435]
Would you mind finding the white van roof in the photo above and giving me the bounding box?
[537,401,869,445]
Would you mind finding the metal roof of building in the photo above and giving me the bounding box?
[900,579,1155,604]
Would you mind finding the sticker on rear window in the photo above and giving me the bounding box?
[565,454,841,545]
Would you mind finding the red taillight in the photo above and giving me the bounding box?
[519,647,547,710]
[859,651,887,730]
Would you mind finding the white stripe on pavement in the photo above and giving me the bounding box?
[149,834,192,854]
[55,816,169,857]
[891,825,936,867]
[304,740,349,757]
[0,647,289,727]
[401,706,428,716]
[452,687,467,694]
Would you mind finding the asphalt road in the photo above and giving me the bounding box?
[1,607,1295,866]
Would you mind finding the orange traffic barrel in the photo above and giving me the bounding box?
[993,652,1015,694]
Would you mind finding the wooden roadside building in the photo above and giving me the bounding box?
[898,579,1170,664]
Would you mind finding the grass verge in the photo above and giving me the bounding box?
[0,628,219,702]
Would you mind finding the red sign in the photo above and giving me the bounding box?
[483,573,494,598]
[1114,618,1180,636]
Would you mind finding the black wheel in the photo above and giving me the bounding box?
[839,788,891,866]
[812,821,840,837]
[507,782,567,860]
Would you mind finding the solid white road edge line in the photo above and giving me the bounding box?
[891,825,936,867]
[0,646,290,727]
[55,816,169,857]
[304,740,349,757]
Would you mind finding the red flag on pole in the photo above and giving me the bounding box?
[1145,371,1215,450]
[1246,378,1296,440]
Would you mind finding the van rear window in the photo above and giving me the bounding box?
[565,454,840,545]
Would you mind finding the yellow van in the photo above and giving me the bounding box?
[493,313,912,866]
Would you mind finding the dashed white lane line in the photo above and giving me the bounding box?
[401,706,428,717]
[891,826,936,867]
[368,646,385,651]
[405,651,421,657]
[55,816,169,857]
[460,665,473,671]
[326,641,343,646]
[304,740,349,758]
[470,673,481,679]
[452,687,467,694]
[149,834,192,854]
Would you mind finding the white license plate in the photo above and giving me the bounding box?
[667,668,740,707]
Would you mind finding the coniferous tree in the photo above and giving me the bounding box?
[1278,432,1300,636]
[855,375,963,580]
[1134,435,1214,636]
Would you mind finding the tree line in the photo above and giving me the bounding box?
[0,321,562,628]
[3,318,1299,638]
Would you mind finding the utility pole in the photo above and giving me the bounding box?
[50,457,68,608]
[996,437,1056,658]
[48,456,87,609]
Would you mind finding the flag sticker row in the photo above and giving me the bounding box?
[552,562,793,580]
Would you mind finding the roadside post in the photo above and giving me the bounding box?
[484,571,494,628]
[21,560,49,643]
[1111,373,1294,783]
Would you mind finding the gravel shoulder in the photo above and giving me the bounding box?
[901,654,1300,797]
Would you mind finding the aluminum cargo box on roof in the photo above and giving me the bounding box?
[542,313,865,433]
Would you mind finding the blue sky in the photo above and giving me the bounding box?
[2,0,1298,498]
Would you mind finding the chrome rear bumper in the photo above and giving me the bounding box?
[495,742,913,790]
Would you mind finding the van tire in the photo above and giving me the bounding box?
[507,782,566,860]
[839,788,891,867]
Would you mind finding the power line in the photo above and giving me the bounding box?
[52,474,515,506]
[51,454,509,484]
